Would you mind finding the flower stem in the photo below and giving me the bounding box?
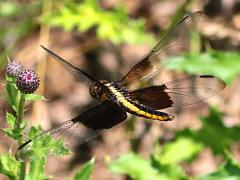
[19,162,26,180]
[16,92,26,180]
[16,93,25,144]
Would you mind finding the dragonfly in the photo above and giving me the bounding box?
[18,11,226,155]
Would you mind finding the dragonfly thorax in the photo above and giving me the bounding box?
[89,80,111,102]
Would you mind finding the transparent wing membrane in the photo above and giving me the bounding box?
[129,75,226,110]
[17,101,127,158]
[41,45,98,86]
[119,11,202,86]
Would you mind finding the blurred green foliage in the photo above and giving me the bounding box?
[156,137,203,165]
[197,156,240,180]
[41,0,155,45]
[166,51,240,85]
[73,158,95,180]
[0,0,155,69]
[109,108,240,179]
[174,107,240,155]
[0,153,20,180]
[109,153,167,180]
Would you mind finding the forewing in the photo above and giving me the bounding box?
[119,11,202,86]
[41,45,98,86]
[18,101,127,157]
[129,75,226,110]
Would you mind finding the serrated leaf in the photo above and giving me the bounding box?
[20,126,69,160]
[28,126,42,139]
[3,128,22,140]
[3,112,22,139]
[25,94,45,101]
[73,158,95,180]
[6,112,16,128]
[0,153,20,180]
[31,135,69,159]
[109,153,167,180]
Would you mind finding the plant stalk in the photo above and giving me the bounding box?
[19,162,26,180]
[16,93,25,143]
[16,92,26,180]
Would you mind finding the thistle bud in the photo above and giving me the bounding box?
[6,61,23,77]
[16,69,40,94]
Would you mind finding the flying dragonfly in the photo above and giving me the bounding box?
[17,11,226,156]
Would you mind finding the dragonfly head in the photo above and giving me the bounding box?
[89,80,110,102]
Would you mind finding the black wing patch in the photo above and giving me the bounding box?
[18,101,127,154]
[119,11,202,87]
[129,75,226,110]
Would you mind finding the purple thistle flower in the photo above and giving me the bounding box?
[16,69,40,94]
[6,61,23,77]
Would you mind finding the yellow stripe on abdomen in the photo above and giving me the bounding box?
[108,85,173,121]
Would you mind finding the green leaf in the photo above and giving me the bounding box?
[158,137,203,165]
[25,94,45,101]
[6,112,16,128]
[174,107,240,156]
[19,126,69,160]
[41,1,154,45]
[28,126,42,139]
[151,144,191,180]
[3,112,22,140]
[0,2,17,16]
[0,153,20,180]
[6,77,18,111]
[73,158,95,180]
[194,107,240,155]
[151,162,188,180]
[20,119,27,130]
[109,153,167,180]
[165,51,240,84]
[26,159,47,180]
[3,128,22,140]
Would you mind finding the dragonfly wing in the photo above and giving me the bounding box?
[119,11,202,86]
[129,75,226,110]
[41,45,98,86]
[18,100,127,155]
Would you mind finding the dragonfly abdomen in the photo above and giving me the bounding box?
[126,99,174,121]
[107,83,174,121]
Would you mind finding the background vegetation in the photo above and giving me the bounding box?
[0,0,240,179]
